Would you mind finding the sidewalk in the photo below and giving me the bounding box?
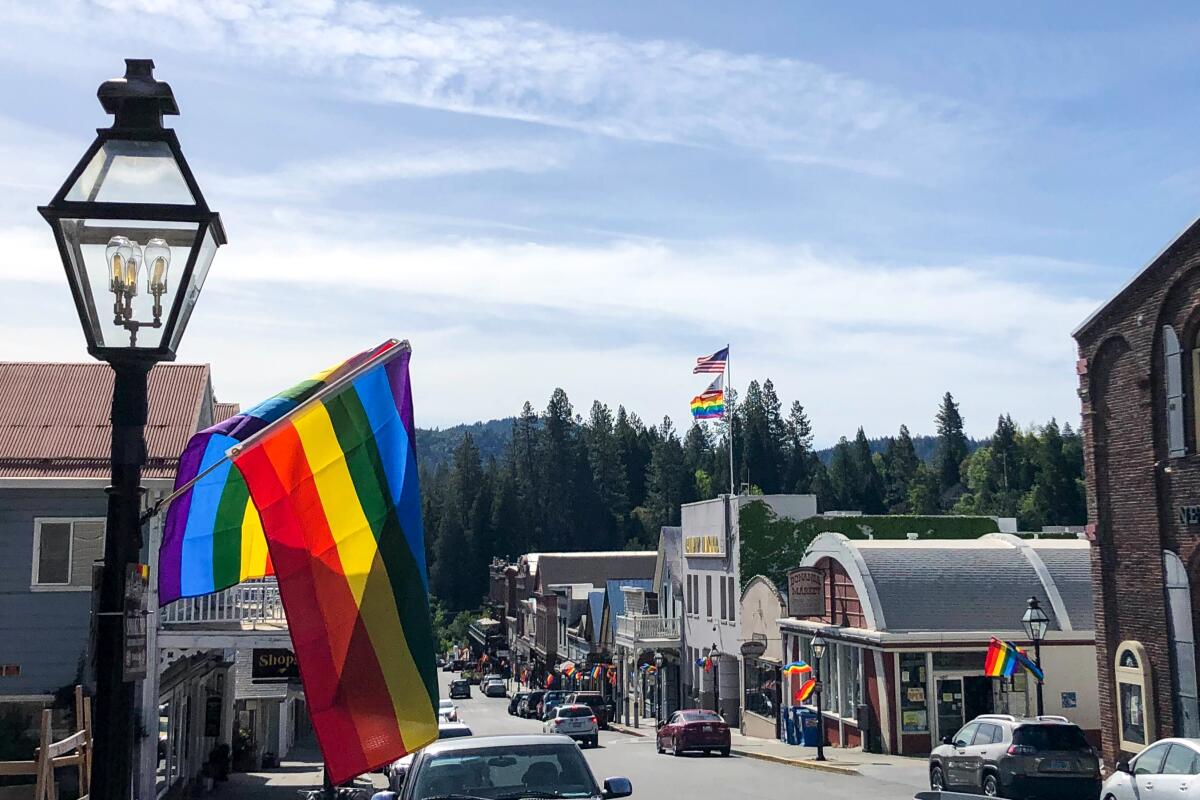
[608,720,928,785]
[212,746,387,799]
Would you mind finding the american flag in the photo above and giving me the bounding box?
[693,346,729,374]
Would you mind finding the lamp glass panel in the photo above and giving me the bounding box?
[55,217,199,350]
[65,139,195,205]
[167,225,218,352]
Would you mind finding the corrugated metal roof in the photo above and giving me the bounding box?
[213,402,241,424]
[0,362,211,478]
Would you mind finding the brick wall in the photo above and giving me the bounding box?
[1075,219,1200,765]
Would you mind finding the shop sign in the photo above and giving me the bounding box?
[786,567,824,618]
[1180,506,1200,525]
[740,640,767,658]
[123,564,149,681]
[684,534,724,557]
[252,649,299,681]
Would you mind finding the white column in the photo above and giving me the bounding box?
[278,698,291,759]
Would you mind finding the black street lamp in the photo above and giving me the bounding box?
[653,652,664,725]
[39,59,224,800]
[810,636,827,762]
[709,643,721,718]
[1022,596,1050,717]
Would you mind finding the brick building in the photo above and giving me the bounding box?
[1074,221,1200,764]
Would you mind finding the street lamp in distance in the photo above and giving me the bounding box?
[653,652,664,725]
[39,58,224,800]
[1021,597,1050,717]
[810,636,827,762]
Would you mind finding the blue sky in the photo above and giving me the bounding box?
[3,1,1198,443]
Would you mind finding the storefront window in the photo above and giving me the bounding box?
[838,645,858,719]
[1115,640,1154,753]
[898,652,928,733]
[744,659,778,718]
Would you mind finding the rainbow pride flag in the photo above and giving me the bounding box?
[984,637,1044,681]
[229,341,437,782]
[159,342,393,604]
[691,375,725,420]
[784,660,816,702]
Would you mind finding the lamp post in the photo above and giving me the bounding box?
[1022,596,1050,717]
[810,636,827,762]
[40,60,224,800]
[709,644,721,718]
[654,652,664,725]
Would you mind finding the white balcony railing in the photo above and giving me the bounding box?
[615,614,680,642]
[159,579,286,627]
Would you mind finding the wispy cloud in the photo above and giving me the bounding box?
[17,0,991,180]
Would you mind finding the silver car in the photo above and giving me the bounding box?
[1102,737,1200,799]
[543,704,599,748]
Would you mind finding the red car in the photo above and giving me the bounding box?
[656,709,730,757]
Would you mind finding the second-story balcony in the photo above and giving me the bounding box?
[615,614,681,649]
[160,579,287,630]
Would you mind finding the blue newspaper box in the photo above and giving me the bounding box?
[783,711,797,745]
[799,708,821,747]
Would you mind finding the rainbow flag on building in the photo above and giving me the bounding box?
[158,341,394,603]
[690,375,725,420]
[984,637,1044,681]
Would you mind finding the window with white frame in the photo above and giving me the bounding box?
[706,575,713,619]
[32,519,106,589]
[727,576,736,622]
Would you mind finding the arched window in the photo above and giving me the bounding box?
[1164,551,1200,736]
[1116,641,1155,753]
[1165,325,1185,456]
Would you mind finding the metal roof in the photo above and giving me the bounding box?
[604,579,653,618]
[213,402,241,424]
[533,551,656,593]
[0,362,211,478]
[800,533,1093,634]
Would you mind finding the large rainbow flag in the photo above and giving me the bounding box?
[229,341,437,782]
[159,342,393,603]
[691,375,726,420]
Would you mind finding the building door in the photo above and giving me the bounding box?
[962,676,994,721]
[936,677,964,742]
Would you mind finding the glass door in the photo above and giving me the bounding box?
[936,677,965,741]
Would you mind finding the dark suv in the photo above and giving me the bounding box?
[929,714,1099,798]
[565,692,610,729]
[449,679,471,700]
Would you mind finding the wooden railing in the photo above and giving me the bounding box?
[0,686,91,800]
[159,578,286,627]
[615,614,681,642]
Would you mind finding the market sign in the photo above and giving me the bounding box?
[684,533,724,557]
[252,649,299,681]
[786,567,824,618]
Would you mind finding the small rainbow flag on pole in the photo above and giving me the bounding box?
[690,375,725,420]
[984,637,1044,681]
[784,661,816,702]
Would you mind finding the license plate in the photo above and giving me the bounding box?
[1046,760,1070,771]
[702,725,713,732]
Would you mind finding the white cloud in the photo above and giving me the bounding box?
[14,0,990,180]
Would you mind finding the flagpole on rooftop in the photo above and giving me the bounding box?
[726,344,734,496]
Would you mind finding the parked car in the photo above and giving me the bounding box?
[1101,737,1200,800]
[441,660,455,673]
[436,721,473,739]
[395,734,631,800]
[656,708,730,757]
[484,678,507,698]
[565,692,610,729]
[543,704,600,748]
[928,714,1100,799]
[437,699,459,722]
[541,690,568,720]
[509,692,529,716]
[449,679,471,700]
[463,670,481,685]
[521,691,546,719]
[385,722,476,789]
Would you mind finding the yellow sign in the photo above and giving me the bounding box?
[684,534,723,556]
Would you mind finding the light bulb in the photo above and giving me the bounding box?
[124,240,141,296]
[143,238,171,293]
[105,236,132,293]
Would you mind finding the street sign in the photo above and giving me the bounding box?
[123,564,149,680]
[786,567,824,618]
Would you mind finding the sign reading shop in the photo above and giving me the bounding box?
[684,533,724,557]
[786,567,824,618]
[252,649,299,681]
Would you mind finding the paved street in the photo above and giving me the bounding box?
[441,674,921,800]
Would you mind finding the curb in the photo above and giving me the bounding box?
[730,747,861,776]
[607,723,648,738]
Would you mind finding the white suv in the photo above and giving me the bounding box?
[543,703,599,748]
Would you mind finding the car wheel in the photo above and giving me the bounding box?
[590,736,599,748]
[719,747,730,757]
[673,743,684,757]
[981,773,1001,797]
[929,765,945,792]
[657,739,664,754]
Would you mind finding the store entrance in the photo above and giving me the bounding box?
[963,675,995,721]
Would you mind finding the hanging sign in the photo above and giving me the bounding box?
[786,567,824,618]
[252,649,299,681]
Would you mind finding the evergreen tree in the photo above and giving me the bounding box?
[646,416,690,533]
[683,422,715,481]
[853,427,886,513]
[536,389,579,551]
[935,392,969,501]
[808,461,836,512]
[906,462,941,515]
[616,407,652,511]
[883,425,919,512]
[490,465,524,558]
[827,437,861,510]
[431,498,471,609]
[783,401,815,494]
[584,401,631,544]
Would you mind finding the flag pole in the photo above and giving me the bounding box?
[141,338,409,522]
[726,344,734,496]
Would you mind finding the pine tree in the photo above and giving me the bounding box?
[906,462,941,515]
[536,389,578,551]
[585,401,631,542]
[784,401,814,494]
[616,406,652,511]
[853,427,886,513]
[646,416,689,531]
[431,497,471,609]
[808,461,836,512]
[827,437,861,510]
[490,465,525,558]
[935,392,969,502]
[883,425,919,512]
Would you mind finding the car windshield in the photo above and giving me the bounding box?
[410,743,598,799]
[557,706,592,718]
[1012,725,1090,751]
